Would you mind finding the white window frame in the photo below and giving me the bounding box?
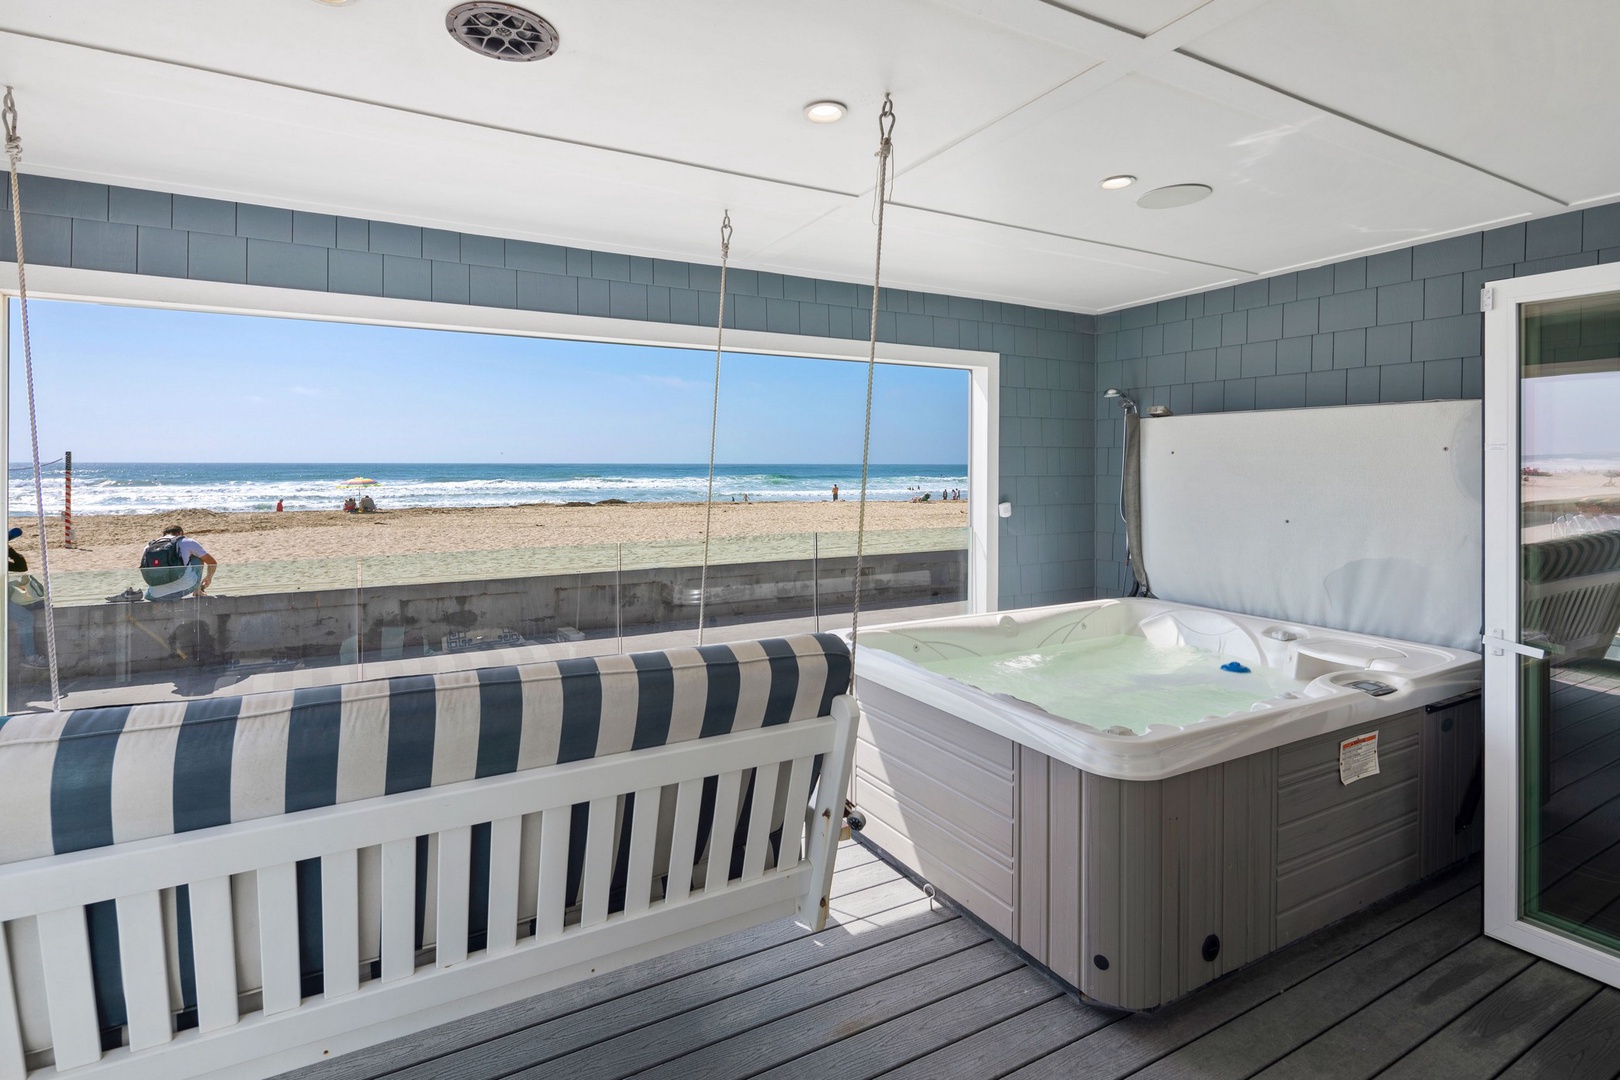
[0,266,1000,697]
[1482,258,1620,987]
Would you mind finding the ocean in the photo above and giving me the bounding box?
[6,462,969,515]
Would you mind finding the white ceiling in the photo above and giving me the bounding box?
[2,0,1616,314]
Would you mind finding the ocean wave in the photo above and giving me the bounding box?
[8,463,969,514]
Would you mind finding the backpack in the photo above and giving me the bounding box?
[139,536,188,586]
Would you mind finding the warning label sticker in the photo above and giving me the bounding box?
[1340,731,1380,786]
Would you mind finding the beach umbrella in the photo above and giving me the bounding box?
[338,476,379,487]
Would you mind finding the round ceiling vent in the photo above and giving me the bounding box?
[445,3,559,62]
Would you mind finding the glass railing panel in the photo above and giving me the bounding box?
[676,532,820,645]
[806,526,971,631]
[5,525,973,712]
[7,557,364,714]
[354,544,627,675]
[616,538,706,650]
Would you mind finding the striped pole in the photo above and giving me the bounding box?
[62,449,72,548]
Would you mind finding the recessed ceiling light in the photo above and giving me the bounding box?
[804,101,847,124]
[1136,183,1214,209]
[1099,175,1136,190]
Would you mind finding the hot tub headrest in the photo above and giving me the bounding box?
[0,632,851,865]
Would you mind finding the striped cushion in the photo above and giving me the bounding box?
[0,633,851,865]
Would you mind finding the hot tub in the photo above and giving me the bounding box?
[847,598,1483,1009]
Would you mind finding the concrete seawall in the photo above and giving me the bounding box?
[34,548,966,681]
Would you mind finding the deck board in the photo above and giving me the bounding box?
[1129,889,1486,1080]
[629,940,1023,1080]
[1495,987,1620,1080]
[272,841,1620,1080]
[1254,936,1536,1080]
[875,994,1118,1080]
[751,965,1062,1080]
[1377,960,1602,1079]
[520,921,996,1080]
[1005,864,1482,1080]
[386,895,958,1080]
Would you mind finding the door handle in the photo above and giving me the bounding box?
[1483,630,1548,660]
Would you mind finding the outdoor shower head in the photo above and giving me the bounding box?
[1103,388,1139,412]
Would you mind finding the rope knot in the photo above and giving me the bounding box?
[2,85,18,146]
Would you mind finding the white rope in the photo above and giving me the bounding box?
[4,87,63,710]
[848,94,896,675]
[696,211,732,646]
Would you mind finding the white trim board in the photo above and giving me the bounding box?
[0,265,1001,615]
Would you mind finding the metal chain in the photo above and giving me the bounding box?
[4,87,62,710]
[696,211,732,646]
[849,94,896,675]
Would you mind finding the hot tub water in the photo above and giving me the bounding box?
[919,633,1310,735]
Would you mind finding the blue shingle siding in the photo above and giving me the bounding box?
[137,227,188,278]
[506,239,567,275]
[369,221,422,259]
[246,239,328,291]
[71,219,136,274]
[21,175,108,221]
[293,212,338,250]
[1087,201,1620,598]
[187,232,246,283]
[109,187,171,229]
[173,195,235,236]
[381,254,431,301]
[330,249,383,296]
[470,264,517,309]
[459,232,505,268]
[236,204,293,244]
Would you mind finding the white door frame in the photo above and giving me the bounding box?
[1482,259,1620,985]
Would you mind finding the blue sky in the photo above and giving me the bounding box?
[8,299,968,464]
[1522,369,1620,459]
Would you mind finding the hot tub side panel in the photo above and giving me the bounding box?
[1273,696,1482,944]
[1065,754,1278,1009]
[852,679,1483,1011]
[851,682,1019,938]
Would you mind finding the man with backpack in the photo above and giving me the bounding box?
[140,525,218,601]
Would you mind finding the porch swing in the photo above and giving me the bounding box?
[0,89,897,1080]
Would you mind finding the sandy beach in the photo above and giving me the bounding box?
[1521,471,1620,512]
[8,500,970,603]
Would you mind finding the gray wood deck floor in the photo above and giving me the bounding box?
[277,841,1620,1080]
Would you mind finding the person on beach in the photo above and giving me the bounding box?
[343,497,357,513]
[359,494,376,513]
[831,484,839,501]
[7,527,44,667]
[142,525,217,601]
[275,499,283,512]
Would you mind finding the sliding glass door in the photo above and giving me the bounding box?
[1485,265,1620,985]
